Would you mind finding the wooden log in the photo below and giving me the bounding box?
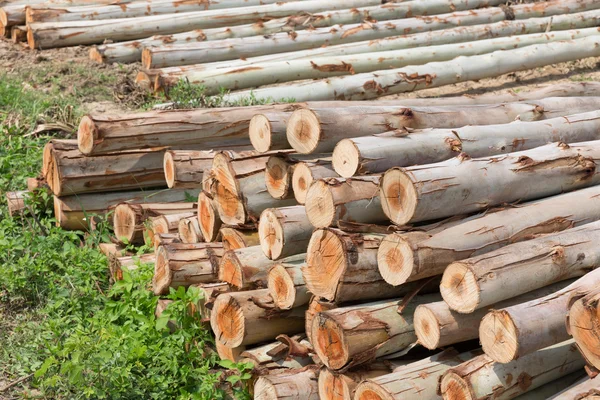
[113,204,195,244]
[6,190,26,216]
[440,221,600,314]
[249,112,291,153]
[27,177,47,191]
[241,336,313,375]
[312,294,440,370]
[216,341,245,362]
[478,269,600,364]
[254,368,319,400]
[178,215,202,244]
[152,232,179,251]
[210,288,305,347]
[54,188,200,230]
[98,242,131,258]
[191,281,229,320]
[548,375,600,400]
[147,211,195,246]
[197,191,222,242]
[380,141,600,226]
[225,36,600,103]
[10,24,24,42]
[267,261,309,310]
[152,242,224,295]
[521,372,587,400]
[265,155,294,200]
[258,206,311,260]
[163,150,214,189]
[334,107,600,178]
[353,348,480,400]
[110,253,154,281]
[306,296,335,345]
[291,159,336,205]
[305,176,384,228]
[567,288,600,375]
[378,186,600,287]
[219,227,259,250]
[440,340,585,400]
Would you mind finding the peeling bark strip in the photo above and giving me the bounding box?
[548,375,600,399]
[210,288,306,347]
[267,261,309,310]
[479,268,600,364]
[568,288,600,374]
[333,105,600,178]
[440,341,584,400]
[254,368,319,400]
[219,227,259,250]
[378,186,600,287]
[381,141,600,226]
[354,349,479,400]
[311,294,440,371]
[152,242,224,295]
[258,206,311,261]
[226,36,600,102]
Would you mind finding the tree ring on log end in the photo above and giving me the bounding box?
[380,168,417,226]
[89,47,104,63]
[377,233,414,286]
[440,371,474,400]
[198,192,219,242]
[152,216,170,236]
[211,294,245,347]
[569,297,600,370]
[113,204,137,244]
[215,182,246,226]
[414,305,441,350]
[286,109,321,154]
[219,251,243,289]
[479,310,519,364]
[152,246,171,295]
[77,115,98,155]
[163,151,176,188]
[212,152,240,196]
[306,180,335,228]
[265,156,290,199]
[333,139,361,178]
[268,264,295,310]
[305,229,347,301]
[318,368,354,400]
[292,162,313,205]
[312,314,350,370]
[0,10,9,27]
[254,377,277,400]
[440,262,480,314]
[258,208,283,260]
[354,382,394,400]
[249,114,273,153]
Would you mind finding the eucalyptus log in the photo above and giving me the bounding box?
[191,282,229,320]
[178,216,203,244]
[567,288,600,374]
[478,269,600,364]
[291,159,336,205]
[334,107,600,177]
[548,375,600,400]
[110,253,154,281]
[267,261,309,310]
[6,190,26,216]
[225,36,600,103]
[440,340,585,400]
[163,150,215,189]
[312,294,440,370]
[216,341,245,362]
[520,372,588,400]
[10,24,25,42]
[380,141,600,226]
[265,155,294,200]
[210,288,305,347]
[219,227,259,250]
[152,232,179,251]
[258,206,311,260]
[306,297,335,345]
[197,191,221,242]
[241,336,313,375]
[254,368,319,400]
[249,112,291,153]
[148,211,194,246]
[152,242,224,295]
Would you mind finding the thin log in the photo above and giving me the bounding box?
[210,288,305,347]
[178,215,203,244]
[254,368,319,400]
[249,112,290,153]
[6,190,26,216]
[191,282,229,320]
[291,159,336,205]
[567,288,600,374]
[219,227,259,250]
[10,24,25,42]
[306,297,335,345]
[380,141,600,226]
[258,206,311,260]
[267,261,309,310]
[216,341,245,362]
[548,375,600,400]
[152,242,224,295]
[478,269,600,364]
[197,191,222,242]
[440,340,585,400]
[152,232,179,251]
[110,253,154,281]
[163,150,214,189]
[147,211,195,247]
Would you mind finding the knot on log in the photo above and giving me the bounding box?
[550,246,566,263]
[499,4,515,20]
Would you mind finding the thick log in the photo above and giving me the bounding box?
[312,294,440,370]
[548,375,600,400]
[152,242,224,295]
[225,36,600,103]
[478,269,600,364]
[267,261,309,310]
[521,372,587,400]
[6,190,26,216]
[291,159,336,205]
[110,253,154,281]
[210,288,305,347]
[567,288,600,374]
[353,349,479,400]
[440,340,585,400]
[306,297,335,345]
[440,222,600,314]
[378,186,600,286]
[163,150,214,189]
[197,191,221,242]
[219,227,259,250]
[254,368,319,400]
[334,107,600,178]
[241,335,313,375]
[178,216,203,244]
[305,176,384,228]
[380,141,600,226]
[259,206,311,260]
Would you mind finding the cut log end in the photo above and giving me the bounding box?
[440,262,480,314]
[0,10,8,27]
[254,377,278,400]
[113,204,137,244]
[414,305,442,350]
[380,168,418,226]
[333,139,361,178]
[268,264,295,310]
[305,180,335,228]
[26,27,35,50]
[305,229,346,301]
[318,368,353,400]
[89,47,104,63]
[163,151,176,188]
[211,294,245,348]
[141,48,152,70]
[152,246,171,295]
[286,108,321,154]
[569,296,600,370]
[265,156,291,200]
[215,181,246,226]
[440,371,475,400]
[292,162,314,205]
[377,234,415,286]
[258,208,283,260]
[219,251,243,289]
[198,192,221,242]
[479,310,519,364]
[178,218,201,244]
[354,382,394,400]
[77,115,97,155]
[312,314,349,370]
[135,71,154,91]
[249,114,273,153]
[152,217,170,237]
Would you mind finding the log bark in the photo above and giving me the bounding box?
[305,176,385,228]
[197,191,222,242]
[567,288,600,375]
[178,215,203,244]
[152,242,224,295]
[440,221,600,314]
[110,253,154,281]
[152,232,179,251]
[548,375,600,400]
[378,185,600,287]
[258,206,311,260]
[163,150,215,189]
[190,281,229,320]
[267,261,309,310]
[334,107,600,178]
[478,268,600,364]
[210,288,305,347]
[6,190,26,216]
[306,297,335,345]
[254,368,319,400]
[219,227,259,250]
[291,159,336,205]
[440,340,585,400]
[225,36,600,103]
[311,294,440,370]
[380,141,600,226]
[241,336,313,375]
[10,24,25,42]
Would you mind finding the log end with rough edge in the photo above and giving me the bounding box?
[218,250,243,289]
[198,191,220,242]
[26,26,36,50]
[354,382,394,400]
[178,218,201,244]
[377,233,415,286]
[113,204,137,244]
[212,152,240,195]
[152,216,170,237]
[312,313,350,371]
[292,162,313,205]
[215,181,246,226]
[286,108,321,154]
[318,368,353,400]
[265,156,290,200]
[89,47,104,63]
[258,208,283,260]
[135,71,154,91]
[440,262,480,314]
[440,371,474,400]
[333,139,361,178]
[152,246,171,295]
[304,229,346,301]
[46,152,62,196]
[141,47,152,70]
[77,115,98,155]
[268,263,295,310]
[163,151,176,188]
[0,9,8,27]
[216,340,245,363]
[305,180,335,228]
[249,114,273,153]
[479,310,519,364]
[414,304,442,350]
[253,377,278,400]
[211,293,245,348]
[569,294,600,371]
[380,168,417,226]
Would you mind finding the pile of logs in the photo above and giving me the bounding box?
[8,81,600,399]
